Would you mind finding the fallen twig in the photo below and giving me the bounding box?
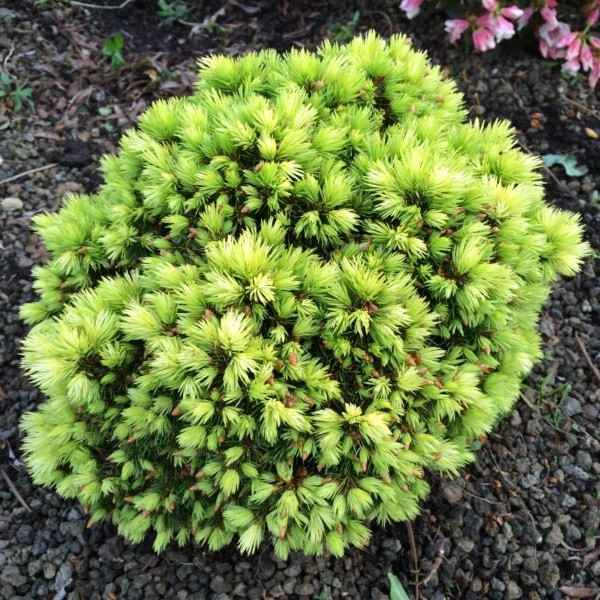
[406,521,420,600]
[575,332,600,385]
[519,141,563,188]
[0,467,32,513]
[421,540,447,586]
[558,586,599,599]
[71,0,133,9]
[2,44,15,71]
[564,96,600,123]
[0,163,58,186]
[583,545,600,569]
[462,487,506,506]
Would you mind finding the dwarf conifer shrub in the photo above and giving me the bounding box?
[21,33,588,558]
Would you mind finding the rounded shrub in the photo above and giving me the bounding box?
[21,33,588,558]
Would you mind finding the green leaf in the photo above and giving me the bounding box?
[98,106,112,117]
[542,154,588,177]
[388,572,411,600]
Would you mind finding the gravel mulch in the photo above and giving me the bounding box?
[1,2,599,599]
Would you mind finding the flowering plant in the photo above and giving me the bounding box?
[400,0,600,88]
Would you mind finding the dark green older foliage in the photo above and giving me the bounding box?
[21,33,588,558]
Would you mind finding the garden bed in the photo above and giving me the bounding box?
[0,1,599,599]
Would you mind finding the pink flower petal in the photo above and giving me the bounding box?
[541,7,557,25]
[494,16,516,41]
[444,19,470,44]
[581,45,593,71]
[589,63,600,88]
[517,7,534,30]
[562,58,581,75]
[566,38,582,61]
[400,0,423,19]
[501,6,523,20]
[557,32,578,48]
[473,27,496,51]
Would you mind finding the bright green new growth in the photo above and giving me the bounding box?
[21,33,588,558]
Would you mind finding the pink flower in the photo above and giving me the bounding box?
[477,13,495,29]
[494,15,516,41]
[565,37,582,61]
[482,0,497,11]
[473,27,496,51]
[581,45,593,71]
[557,32,578,47]
[541,7,557,25]
[590,61,600,88]
[539,17,571,58]
[588,9,599,25]
[501,5,523,20]
[590,36,600,50]
[562,58,581,75]
[517,7,534,30]
[400,0,424,19]
[445,18,470,44]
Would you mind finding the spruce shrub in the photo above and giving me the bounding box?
[20,33,588,558]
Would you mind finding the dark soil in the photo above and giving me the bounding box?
[1,1,599,599]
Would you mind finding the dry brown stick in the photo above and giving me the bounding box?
[406,521,420,600]
[0,163,58,186]
[575,332,600,385]
[421,546,445,587]
[71,0,133,9]
[518,141,563,188]
[0,468,32,513]
[364,10,395,36]
[563,96,600,123]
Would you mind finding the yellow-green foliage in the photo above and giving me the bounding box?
[21,33,588,558]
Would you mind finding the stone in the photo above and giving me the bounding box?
[523,556,538,571]
[545,523,564,546]
[539,562,560,588]
[268,583,285,598]
[507,581,522,599]
[133,573,152,589]
[582,405,599,420]
[28,560,43,578]
[562,397,582,417]
[284,564,301,577]
[259,558,275,579]
[526,418,544,436]
[294,582,315,596]
[490,577,505,592]
[176,565,193,581]
[564,524,582,541]
[1,566,26,588]
[43,562,57,579]
[15,524,35,544]
[493,535,508,554]
[576,450,593,470]
[0,197,23,212]
[457,537,475,553]
[560,494,578,509]
[441,483,463,504]
[210,576,232,594]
